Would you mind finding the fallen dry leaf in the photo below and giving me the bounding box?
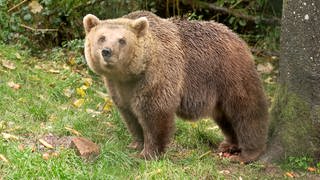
[39,138,54,149]
[48,69,60,74]
[307,167,316,172]
[0,154,9,163]
[63,88,73,98]
[73,99,85,108]
[34,65,43,69]
[18,144,25,151]
[51,152,59,157]
[86,109,101,117]
[65,127,82,136]
[28,0,43,14]
[95,90,108,99]
[257,62,274,74]
[15,53,22,59]
[218,170,231,175]
[2,132,19,140]
[2,60,16,70]
[7,81,21,90]
[103,122,114,128]
[285,172,295,178]
[42,152,50,160]
[80,85,89,90]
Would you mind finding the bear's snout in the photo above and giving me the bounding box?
[101,48,112,61]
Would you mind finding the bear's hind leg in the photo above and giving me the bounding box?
[231,114,268,163]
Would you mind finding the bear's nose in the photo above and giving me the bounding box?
[101,48,112,60]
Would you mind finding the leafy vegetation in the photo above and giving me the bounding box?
[1,0,280,52]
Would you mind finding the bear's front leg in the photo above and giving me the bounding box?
[118,107,144,150]
[131,81,181,159]
[140,112,175,159]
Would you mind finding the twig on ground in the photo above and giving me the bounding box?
[20,24,59,33]
[8,0,29,13]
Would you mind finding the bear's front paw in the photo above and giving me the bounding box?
[228,148,264,164]
[218,141,240,154]
[127,141,144,150]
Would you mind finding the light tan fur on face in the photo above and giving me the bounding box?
[83,15,149,81]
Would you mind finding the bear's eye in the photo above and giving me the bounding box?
[118,38,126,45]
[98,36,106,43]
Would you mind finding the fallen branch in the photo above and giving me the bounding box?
[185,1,281,26]
[20,24,59,33]
[8,0,29,13]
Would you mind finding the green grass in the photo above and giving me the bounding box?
[0,44,317,179]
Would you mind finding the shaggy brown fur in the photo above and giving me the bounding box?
[83,11,269,163]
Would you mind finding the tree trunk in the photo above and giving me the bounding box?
[261,0,320,162]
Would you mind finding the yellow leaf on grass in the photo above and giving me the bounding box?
[103,98,113,112]
[83,78,93,87]
[73,99,85,108]
[39,138,54,149]
[2,60,16,70]
[0,154,9,163]
[65,127,82,136]
[67,57,76,66]
[76,87,86,98]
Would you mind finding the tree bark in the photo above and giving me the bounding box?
[261,0,320,162]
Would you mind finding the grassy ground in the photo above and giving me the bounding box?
[0,44,318,179]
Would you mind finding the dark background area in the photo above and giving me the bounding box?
[0,0,282,53]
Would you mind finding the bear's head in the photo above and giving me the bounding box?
[83,14,149,78]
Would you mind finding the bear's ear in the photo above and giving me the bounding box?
[131,17,149,37]
[83,14,100,34]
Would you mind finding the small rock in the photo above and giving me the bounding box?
[71,137,100,161]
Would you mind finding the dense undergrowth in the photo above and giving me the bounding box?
[1,0,281,52]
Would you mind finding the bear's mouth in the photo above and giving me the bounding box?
[103,61,115,68]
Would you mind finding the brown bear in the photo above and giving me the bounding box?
[83,11,269,163]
